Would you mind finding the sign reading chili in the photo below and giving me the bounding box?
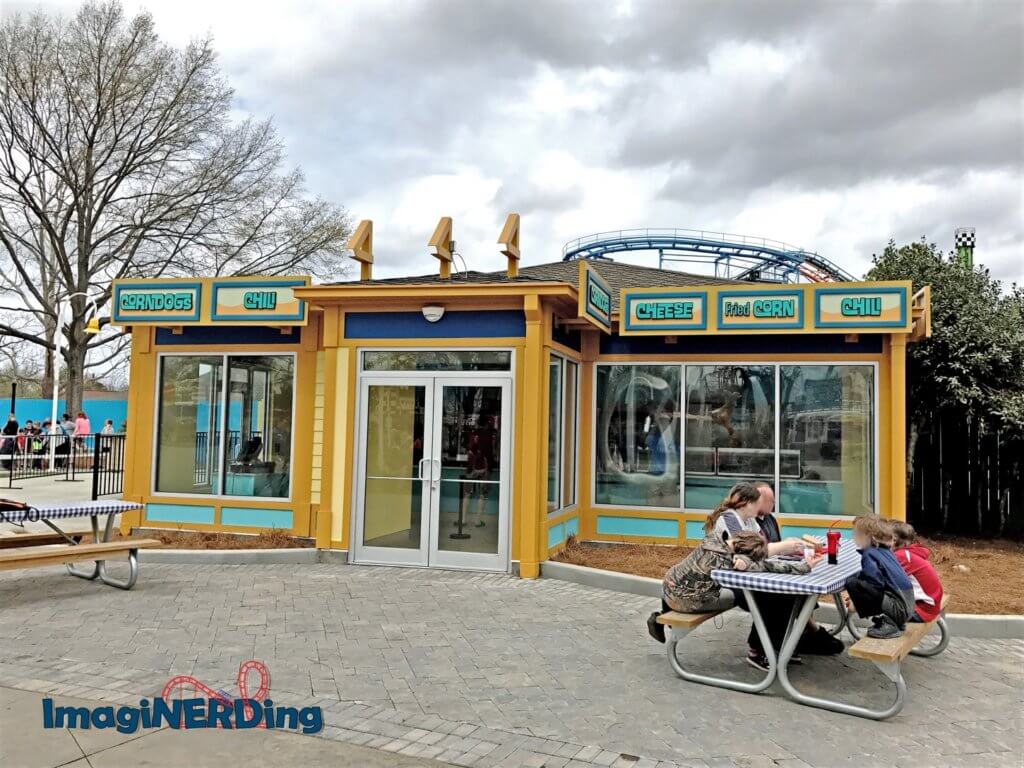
[112,282,202,323]
[211,279,308,323]
[815,286,909,330]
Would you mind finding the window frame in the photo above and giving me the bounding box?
[547,353,580,518]
[150,351,298,502]
[592,359,879,520]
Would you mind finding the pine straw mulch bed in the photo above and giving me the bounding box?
[552,534,1024,615]
[120,529,314,549]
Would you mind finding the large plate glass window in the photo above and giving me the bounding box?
[155,353,294,498]
[595,365,680,507]
[547,357,579,513]
[155,356,223,495]
[779,365,874,516]
[684,365,776,510]
[223,356,294,498]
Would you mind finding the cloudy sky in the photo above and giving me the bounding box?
[13,0,1024,283]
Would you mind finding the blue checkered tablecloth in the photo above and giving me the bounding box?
[712,540,861,595]
[0,500,142,524]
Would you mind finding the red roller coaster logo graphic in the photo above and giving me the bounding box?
[161,660,271,728]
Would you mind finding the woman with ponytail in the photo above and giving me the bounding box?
[704,482,763,542]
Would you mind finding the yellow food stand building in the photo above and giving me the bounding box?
[113,216,931,578]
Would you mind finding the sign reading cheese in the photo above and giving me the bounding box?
[212,280,306,322]
[112,283,201,323]
[622,291,707,334]
[577,261,612,333]
[815,287,908,329]
[718,290,804,330]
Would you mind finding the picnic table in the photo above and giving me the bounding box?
[0,500,157,589]
[710,542,909,720]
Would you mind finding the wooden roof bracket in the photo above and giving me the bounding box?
[910,285,932,342]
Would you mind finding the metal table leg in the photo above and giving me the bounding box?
[666,590,777,693]
[60,515,101,581]
[96,512,137,589]
[776,594,907,720]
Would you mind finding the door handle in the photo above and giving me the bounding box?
[418,458,429,481]
[431,458,441,488]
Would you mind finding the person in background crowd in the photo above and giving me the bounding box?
[60,413,74,435]
[74,411,91,437]
[1,413,18,469]
[101,419,115,435]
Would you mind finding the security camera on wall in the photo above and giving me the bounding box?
[422,305,445,323]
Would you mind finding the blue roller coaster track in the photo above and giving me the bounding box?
[562,228,856,283]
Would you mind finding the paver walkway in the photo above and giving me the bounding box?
[0,563,1021,767]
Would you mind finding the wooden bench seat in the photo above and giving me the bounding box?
[848,594,951,663]
[0,532,85,549]
[0,539,161,572]
[656,609,728,630]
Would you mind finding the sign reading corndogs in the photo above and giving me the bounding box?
[113,282,201,324]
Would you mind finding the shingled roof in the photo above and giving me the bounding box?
[328,259,739,312]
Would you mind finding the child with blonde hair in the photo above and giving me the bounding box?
[845,515,915,639]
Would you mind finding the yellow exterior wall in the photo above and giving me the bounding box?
[119,319,319,538]
[310,350,325,505]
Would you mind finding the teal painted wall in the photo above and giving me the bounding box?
[146,503,215,524]
[597,515,678,539]
[220,507,293,529]
[547,515,580,549]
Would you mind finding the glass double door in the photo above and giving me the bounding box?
[354,376,511,571]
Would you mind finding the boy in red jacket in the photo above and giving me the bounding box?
[890,522,945,622]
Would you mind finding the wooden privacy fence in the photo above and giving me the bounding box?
[909,413,1024,537]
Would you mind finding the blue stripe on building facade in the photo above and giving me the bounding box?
[155,326,297,345]
[344,310,525,339]
[600,333,883,355]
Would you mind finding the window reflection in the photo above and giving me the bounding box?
[684,365,776,510]
[595,365,680,507]
[780,365,873,516]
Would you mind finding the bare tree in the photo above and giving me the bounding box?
[0,1,350,414]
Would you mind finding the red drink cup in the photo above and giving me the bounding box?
[826,530,840,564]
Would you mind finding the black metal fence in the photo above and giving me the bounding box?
[91,433,127,499]
[3,432,127,499]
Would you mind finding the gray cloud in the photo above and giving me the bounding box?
[23,0,1022,282]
